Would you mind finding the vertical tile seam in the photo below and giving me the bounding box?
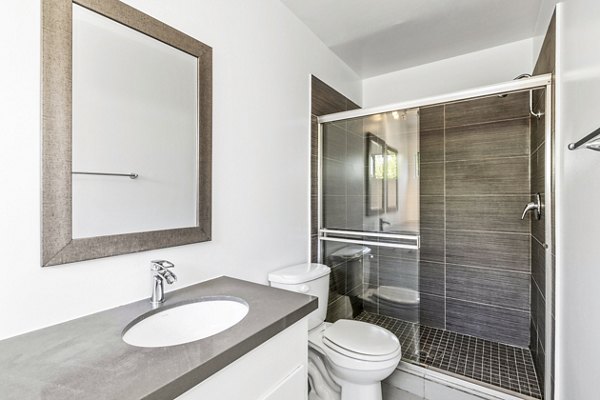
[443,104,447,331]
[528,108,535,352]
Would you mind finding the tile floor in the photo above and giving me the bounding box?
[354,311,542,399]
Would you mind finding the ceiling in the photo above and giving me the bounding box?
[281,0,542,78]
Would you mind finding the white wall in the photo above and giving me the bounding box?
[554,1,600,399]
[532,0,558,63]
[0,0,361,340]
[361,38,534,108]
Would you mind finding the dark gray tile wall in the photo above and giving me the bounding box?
[310,70,550,358]
[445,157,529,195]
[530,11,556,391]
[419,94,532,347]
[419,106,447,330]
[310,76,360,262]
[310,76,361,320]
[445,230,530,272]
[446,298,530,346]
[445,195,530,233]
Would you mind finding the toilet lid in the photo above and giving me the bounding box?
[322,320,400,360]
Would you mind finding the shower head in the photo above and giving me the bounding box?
[514,73,533,80]
[498,73,534,97]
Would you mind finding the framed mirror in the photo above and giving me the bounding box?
[385,146,398,212]
[365,133,399,216]
[365,133,385,216]
[41,0,212,266]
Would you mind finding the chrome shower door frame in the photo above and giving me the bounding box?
[316,74,554,399]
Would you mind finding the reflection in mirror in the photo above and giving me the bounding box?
[363,109,419,232]
[366,133,385,215]
[72,5,198,238]
[385,146,398,212]
[41,0,212,266]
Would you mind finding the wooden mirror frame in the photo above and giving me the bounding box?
[41,0,212,266]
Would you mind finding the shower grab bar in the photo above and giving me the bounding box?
[72,171,139,179]
[319,228,420,250]
[568,126,600,151]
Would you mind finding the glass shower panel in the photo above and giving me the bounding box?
[321,110,420,232]
[320,108,421,363]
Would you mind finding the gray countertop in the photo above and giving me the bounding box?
[0,276,317,400]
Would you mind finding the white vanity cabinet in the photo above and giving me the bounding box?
[176,318,308,400]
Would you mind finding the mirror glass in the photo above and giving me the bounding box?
[72,4,198,238]
[366,133,385,215]
[41,0,211,266]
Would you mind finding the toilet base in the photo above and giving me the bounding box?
[335,380,382,400]
[308,322,401,400]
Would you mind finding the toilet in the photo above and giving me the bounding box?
[269,263,401,400]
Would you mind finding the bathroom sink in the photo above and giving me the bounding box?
[122,297,249,347]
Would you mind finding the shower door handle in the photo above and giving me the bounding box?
[521,193,542,220]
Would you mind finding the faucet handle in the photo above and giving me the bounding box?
[151,259,175,270]
[521,193,542,220]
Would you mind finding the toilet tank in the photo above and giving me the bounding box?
[268,263,330,330]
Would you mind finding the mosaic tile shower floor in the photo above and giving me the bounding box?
[354,311,542,399]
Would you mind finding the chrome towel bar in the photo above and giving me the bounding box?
[72,171,139,179]
[568,126,600,151]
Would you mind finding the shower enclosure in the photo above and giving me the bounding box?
[316,75,553,400]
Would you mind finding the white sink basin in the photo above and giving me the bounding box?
[122,297,249,348]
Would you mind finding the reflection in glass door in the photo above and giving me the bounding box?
[319,108,422,363]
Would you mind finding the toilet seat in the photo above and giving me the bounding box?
[321,320,401,362]
[269,262,402,400]
[323,337,401,362]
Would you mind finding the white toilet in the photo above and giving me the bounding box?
[269,263,401,400]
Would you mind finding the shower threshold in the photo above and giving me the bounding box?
[354,311,542,399]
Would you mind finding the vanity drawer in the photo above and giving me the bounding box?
[176,318,308,400]
[260,365,305,400]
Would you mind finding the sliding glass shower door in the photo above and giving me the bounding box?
[319,108,421,361]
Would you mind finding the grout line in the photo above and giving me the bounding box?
[444,155,530,163]
[445,228,530,236]
[445,262,532,275]
[443,193,531,197]
[445,296,530,314]
[444,115,532,129]
[514,347,523,394]
[437,193,533,197]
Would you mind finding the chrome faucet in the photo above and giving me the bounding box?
[150,260,177,306]
[379,218,391,231]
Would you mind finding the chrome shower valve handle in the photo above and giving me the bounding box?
[521,193,542,220]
